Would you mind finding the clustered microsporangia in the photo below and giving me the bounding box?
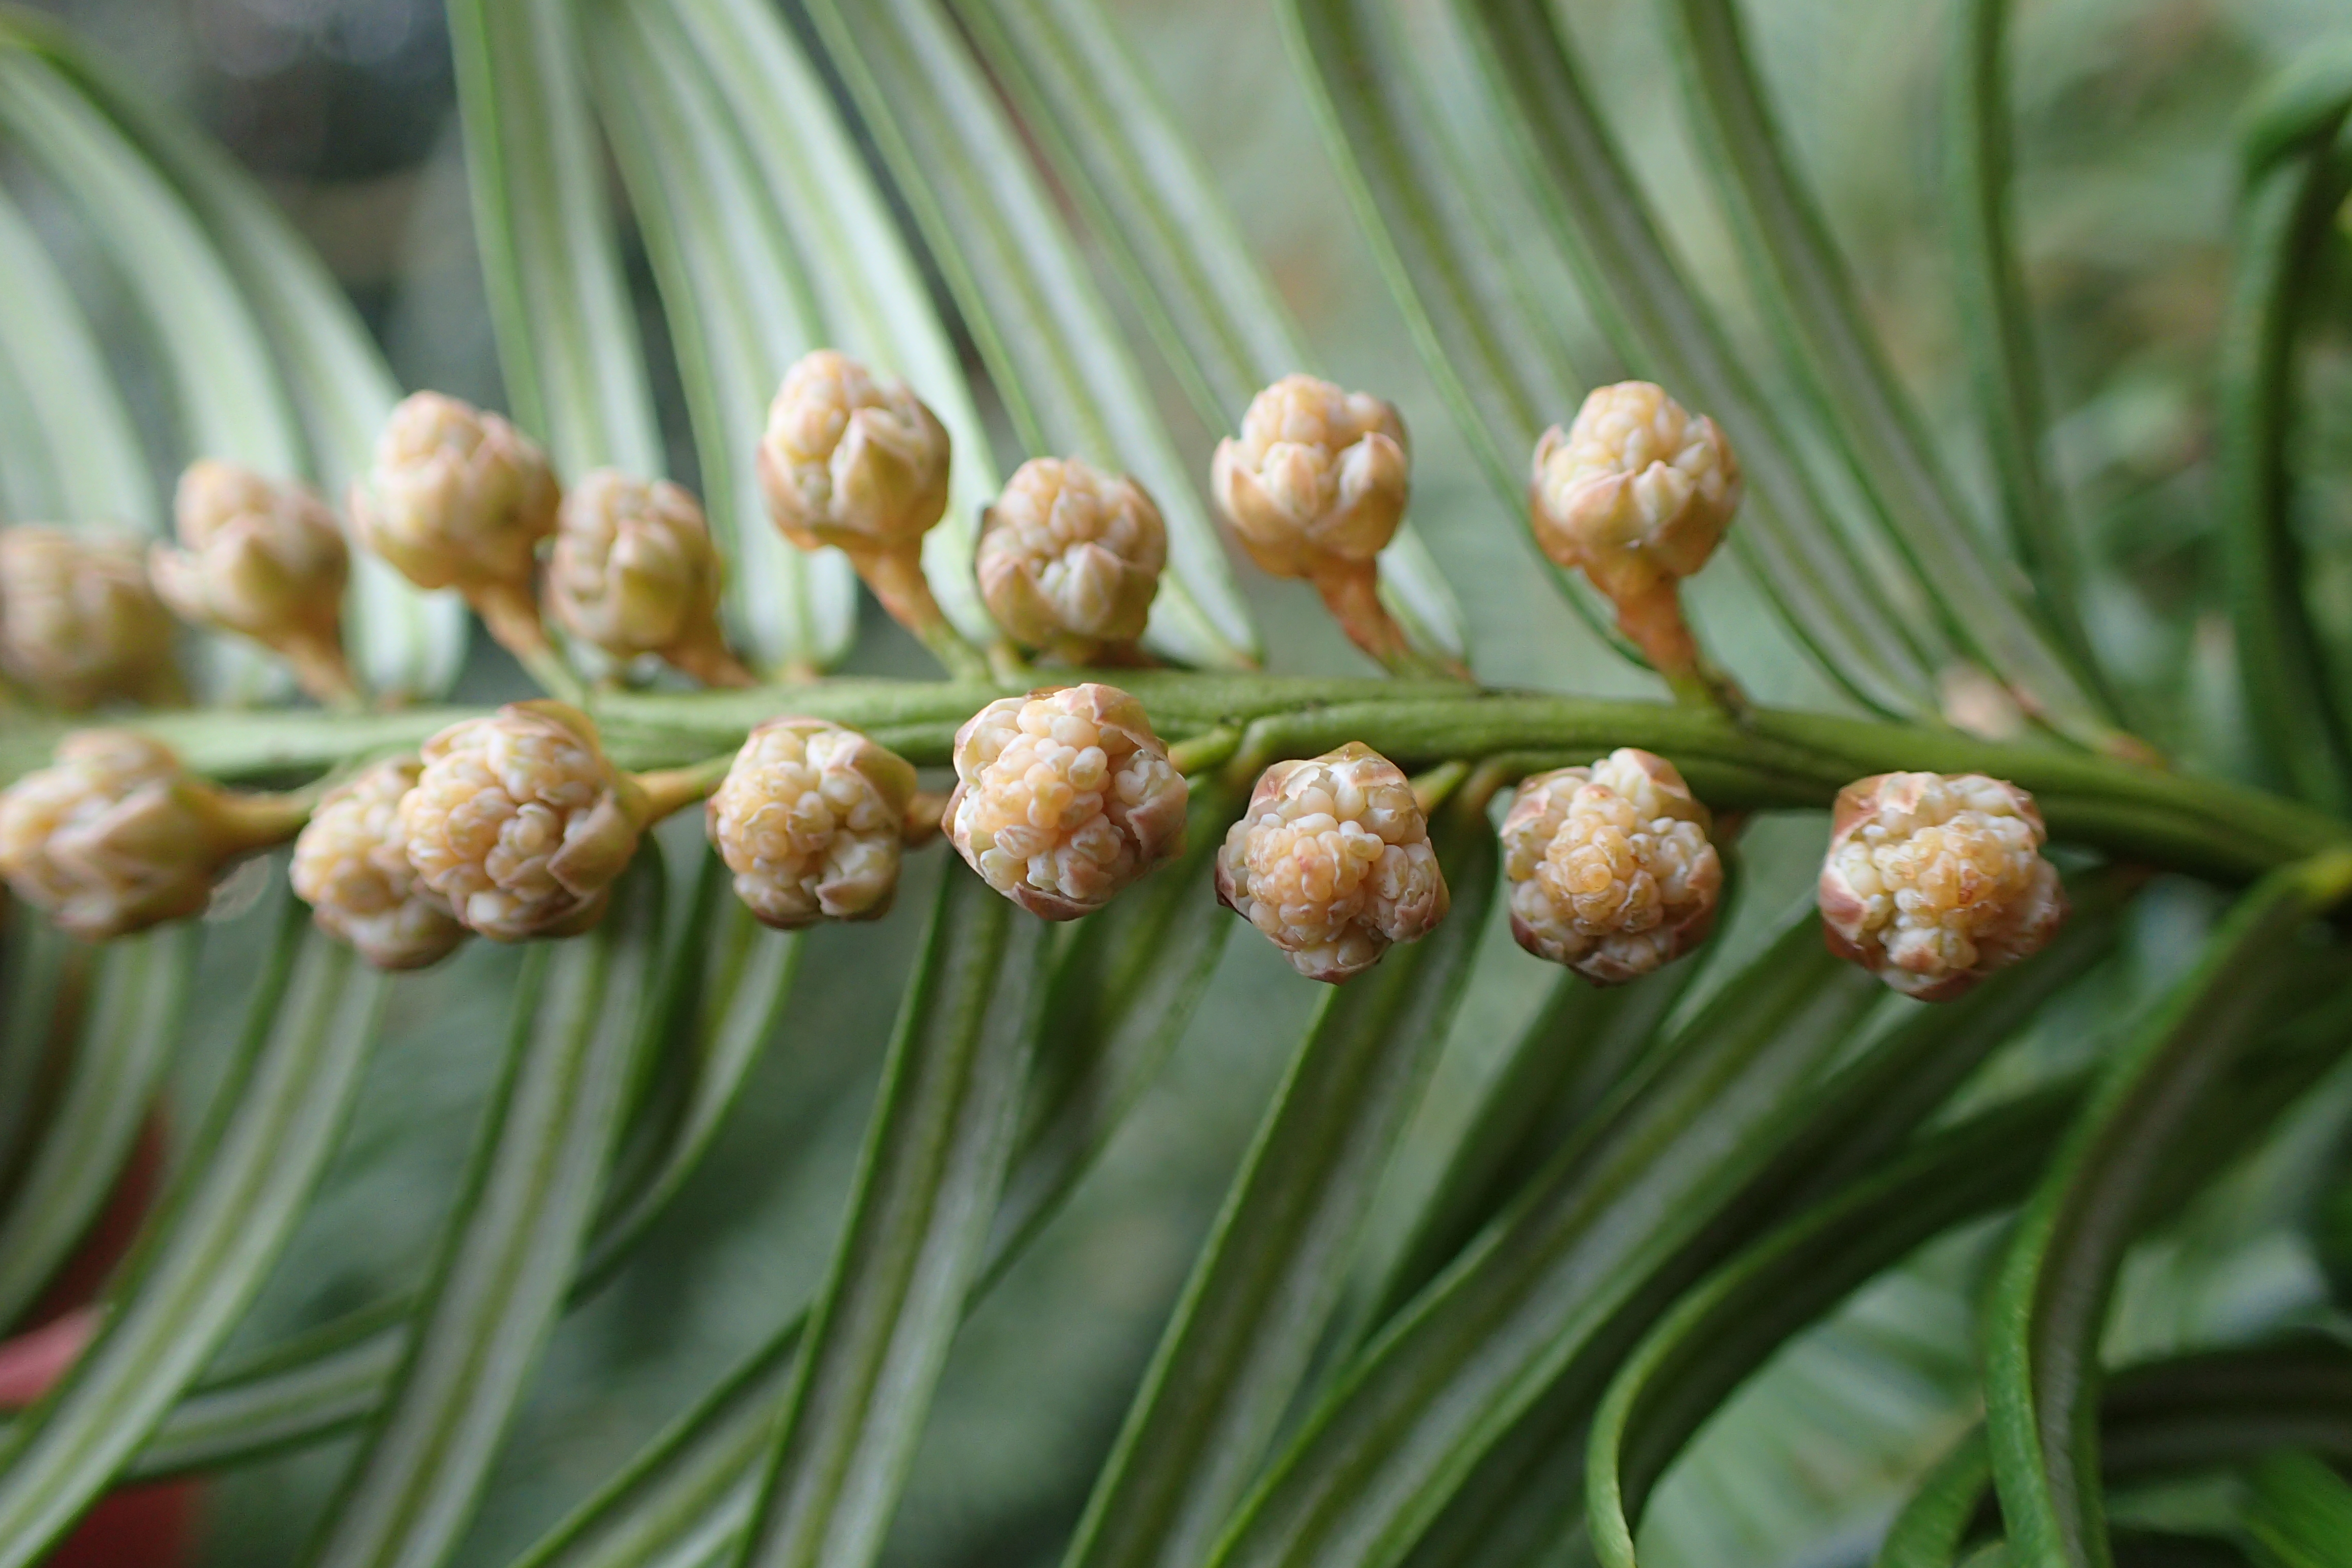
[1,359,2070,1000]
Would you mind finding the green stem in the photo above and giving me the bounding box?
[20,675,2342,885]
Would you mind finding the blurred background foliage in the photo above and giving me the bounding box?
[7,0,2352,1563]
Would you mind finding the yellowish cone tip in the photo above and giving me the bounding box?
[947,683,1188,921]
[153,460,353,700]
[399,700,648,942]
[757,350,950,559]
[349,391,558,603]
[290,756,466,970]
[976,456,1165,658]
[1818,771,2067,1000]
[0,526,179,711]
[1501,749,1722,985]
[546,469,747,685]
[707,718,920,930]
[1529,382,1741,675]
[1215,741,1448,983]
[0,731,288,940]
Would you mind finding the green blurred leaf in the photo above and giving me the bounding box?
[1982,852,2352,1568]
[0,897,382,1568]
[579,0,857,675]
[804,0,1261,670]
[1066,819,1498,1568]
[733,864,1044,1568]
[951,0,1466,663]
[2219,70,2352,813]
[0,925,193,1331]
[0,912,82,1207]
[1881,1338,2352,1568]
[1664,0,2120,750]
[2243,1450,2352,1568]
[303,856,665,1568]
[446,0,662,477]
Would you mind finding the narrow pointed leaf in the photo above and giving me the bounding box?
[953,0,1466,661]
[0,926,194,1331]
[1203,918,1878,1568]
[1585,1086,2080,1568]
[0,899,382,1567]
[0,914,83,1206]
[1278,0,1625,652]
[514,807,1248,1568]
[580,876,801,1290]
[1442,0,1946,718]
[446,0,662,476]
[2243,1451,2352,1568]
[733,863,1045,1568]
[1880,1339,2352,1568]
[667,0,1008,652]
[804,0,1260,669]
[989,779,1240,1261]
[1066,821,1498,1568]
[1945,0,2094,670]
[580,0,856,673]
[0,181,149,526]
[1368,961,1691,1330]
[2219,68,2352,812]
[1982,851,2352,1568]
[304,858,664,1568]
[1664,0,2117,747]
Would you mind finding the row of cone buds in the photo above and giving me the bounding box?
[351,392,751,687]
[1529,381,1742,683]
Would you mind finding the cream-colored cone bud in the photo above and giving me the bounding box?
[290,757,465,970]
[1211,374,1409,579]
[1215,742,1448,983]
[758,350,950,557]
[707,718,919,929]
[947,683,1188,920]
[0,527,178,710]
[546,470,746,684]
[350,391,558,600]
[1819,772,2066,1001]
[400,700,649,942]
[1500,750,1721,985]
[153,460,352,700]
[1530,382,1741,604]
[0,731,296,940]
[975,457,1165,656]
